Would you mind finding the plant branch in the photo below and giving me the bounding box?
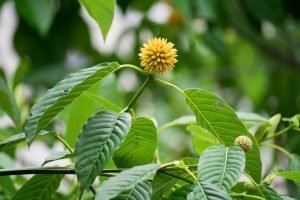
[0,167,122,176]
[51,133,74,155]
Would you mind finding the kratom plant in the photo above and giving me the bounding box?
[0,36,300,200]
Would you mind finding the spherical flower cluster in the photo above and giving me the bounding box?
[139,37,177,75]
[234,135,253,152]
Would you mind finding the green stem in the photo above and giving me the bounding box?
[123,74,153,112]
[154,78,185,95]
[51,133,74,155]
[120,64,147,75]
[261,143,292,158]
[262,125,293,141]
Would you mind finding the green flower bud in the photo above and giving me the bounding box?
[234,135,253,152]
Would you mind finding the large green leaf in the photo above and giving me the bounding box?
[74,110,131,192]
[276,171,300,183]
[112,181,152,200]
[198,146,245,192]
[187,125,216,155]
[184,88,262,182]
[113,117,157,168]
[187,180,232,200]
[15,0,56,35]
[12,174,63,200]
[0,75,20,127]
[95,164,159,200]
[25,62,119,146]
[80,0,116,40]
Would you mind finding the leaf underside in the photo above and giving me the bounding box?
[112,181,152,200]
[95,164,159,200]
[198,146,245,192]
[74,110,131,191]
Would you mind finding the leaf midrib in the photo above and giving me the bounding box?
[185,90,224,145]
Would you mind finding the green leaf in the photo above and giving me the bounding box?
[198,146,245,192]
[236,112,270,128]
[0,75,20,127]
[42,151,72,166]
[112,181,152,200]
[15,0,56,35]
[159,115,196,133]
[184,88,262,183]
[12,174,63,200]
[168,184,192,200]
[95,164,159,200]
[187,180,232,200]
[0,131,51,152]
[74,110,131,192]
[113,117,157,168]
[187,125,216,155]
[276,171,300,183]
[80,0,116,40]
[0,133,25,152]
[25,62,119,146]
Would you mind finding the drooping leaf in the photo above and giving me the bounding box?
[187,125,216,155]
[95,164,159,200]
[168,184,192,200]
[187,180,232,200]
[112,181,152,200]
[15,0,57,35]
[276,171,300,183]
[113,117,157,168]
[12,174,63,200]
[25,62,119,146]
[80,0,116,40]
[0,75,20,127]
[198,146,245,192]
[74,110,131,192]
[42,151,72,166]
[64,75,122,148]
[184,88,262,183]
[0,131,51,152]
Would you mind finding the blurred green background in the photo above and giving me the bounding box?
[1,0,300,198]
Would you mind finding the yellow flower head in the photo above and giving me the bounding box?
[139,37,177,75]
